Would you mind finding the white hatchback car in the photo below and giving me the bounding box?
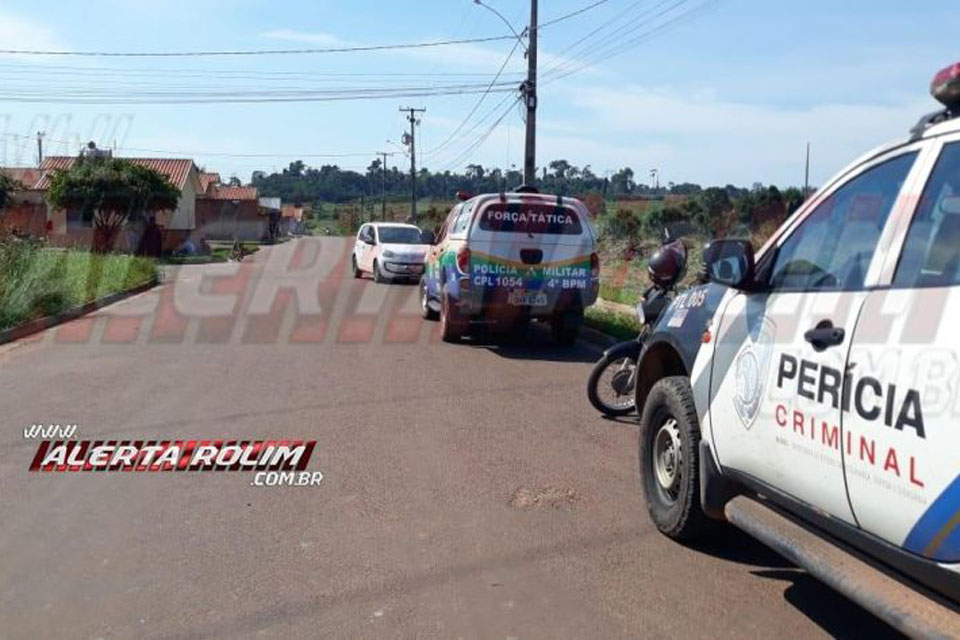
[351,222,430,283]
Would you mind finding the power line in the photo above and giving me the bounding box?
[0,83,516,104]
[546,0,719,82]
[435,96,520,173]
[0,34,517,58]
[421,37,524,159]
[0,131,397,160]
[540,0,611,28]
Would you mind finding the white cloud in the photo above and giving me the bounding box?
[530,84,932,187]
[0,11,66,58]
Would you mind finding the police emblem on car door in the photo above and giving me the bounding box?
[732,315,775,429]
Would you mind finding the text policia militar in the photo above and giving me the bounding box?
[28,440,316,472]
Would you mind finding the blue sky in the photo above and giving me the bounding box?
[0,0,955,188]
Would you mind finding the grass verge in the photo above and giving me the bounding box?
[584,306,641,342]
[0,240,158,331]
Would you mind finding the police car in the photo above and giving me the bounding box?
[419,189,600,343]
[635,63,960,634]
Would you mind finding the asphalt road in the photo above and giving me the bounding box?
[0,238,901,639]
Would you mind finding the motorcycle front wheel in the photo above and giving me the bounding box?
[587,354,638,416]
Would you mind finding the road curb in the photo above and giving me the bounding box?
[0,278,160,346]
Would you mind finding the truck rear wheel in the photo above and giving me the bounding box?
[639,376,712,541]
[439,283,466,343]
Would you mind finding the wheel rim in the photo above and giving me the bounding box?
[652,417,682,502]
[596,357,636,410]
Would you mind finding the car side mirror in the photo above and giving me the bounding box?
[365,236,377,246]
[702,239,756,290]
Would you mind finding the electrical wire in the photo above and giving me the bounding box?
[545,0,719,82]
[421,37,524,158]
[540,0,612,28]
[434,96,520,173]
[0,34,517,58]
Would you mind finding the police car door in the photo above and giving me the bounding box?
[846,135,960,562]
[709,148,922,524]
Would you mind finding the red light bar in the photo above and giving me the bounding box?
[931,62,960,110]
[455,190,473,202]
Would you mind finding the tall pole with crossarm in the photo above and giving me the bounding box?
[400,107,425,225]
[523,0,538,186]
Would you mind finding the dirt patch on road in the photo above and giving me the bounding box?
[509,486,580,510]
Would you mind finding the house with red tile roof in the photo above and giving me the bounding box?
[36,153,204,251]
[195,180,265,241]
[4,146,269,249]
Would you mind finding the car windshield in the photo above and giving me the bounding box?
[377,227,423,244]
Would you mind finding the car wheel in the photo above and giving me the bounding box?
[639,376,713,542]
[551,309,583,345]
[439,283,466,343]
[420,279,439,321]
[352,254,362,278]
[373,260,387,284]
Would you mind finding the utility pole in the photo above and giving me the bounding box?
[36,131,45,167]
[378,151,389,220]
[399,107,425,225]
[522,0,538,186]
[804,142,811,198]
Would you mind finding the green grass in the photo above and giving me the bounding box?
[584,306,642,342]
[0,240,158,331]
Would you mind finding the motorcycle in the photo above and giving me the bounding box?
[586,238,688,417]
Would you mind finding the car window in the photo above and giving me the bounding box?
[377,227,423,244]
[357,225,367,240]
[894,142,960,288]
[769,152,917,292]
[477,202,584,235]
[451,201,474,235]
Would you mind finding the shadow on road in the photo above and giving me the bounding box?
[464,323,600,364]
[688,524,903,638]
[751,569,905,639]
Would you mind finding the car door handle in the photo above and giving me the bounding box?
[804,322,845,351]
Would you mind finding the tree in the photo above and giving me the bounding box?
[227,176,242,187]
[46,157,180,252]
[0,172,20,211]
[610,167,635,195]
[549,159,572,179]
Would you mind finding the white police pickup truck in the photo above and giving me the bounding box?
[634,63,960,636]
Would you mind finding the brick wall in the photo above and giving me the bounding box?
[0,200,47,238]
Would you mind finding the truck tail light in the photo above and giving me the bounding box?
[456,246,471,274]
[932,62,960,110]
[590,252,600,278]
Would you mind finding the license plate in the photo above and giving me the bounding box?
[508,290,548,306]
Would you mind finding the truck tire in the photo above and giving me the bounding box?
[420,279,439,321]
[639,376,713,541]
[439,283,466,343]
